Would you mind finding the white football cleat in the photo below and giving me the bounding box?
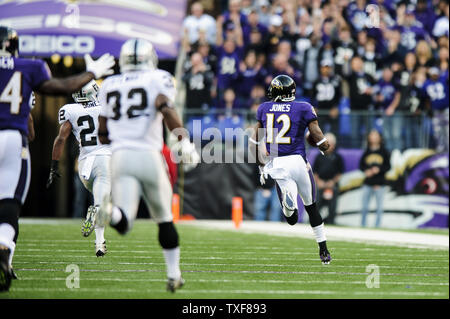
[81,205,97,237]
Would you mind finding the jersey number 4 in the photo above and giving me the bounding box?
[0,71,22,114]
[266,113,291,144]
[106,88,148,120]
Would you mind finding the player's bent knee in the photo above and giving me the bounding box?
[158,222,179,249]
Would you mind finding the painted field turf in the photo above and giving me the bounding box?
[1,220,448,299]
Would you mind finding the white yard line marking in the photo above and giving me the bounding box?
[181,220,449,249]
[15,268,448,277]
[12,260,449,270]
[16,277,449,286]
[15,248,449,258]
[14,253,448,263]
[9,287,446,297]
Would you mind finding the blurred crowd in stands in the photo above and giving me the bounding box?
[180,0,449,152]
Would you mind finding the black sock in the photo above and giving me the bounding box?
[112,207,128,235]
[304,202,323,227]
[319,241,328,251]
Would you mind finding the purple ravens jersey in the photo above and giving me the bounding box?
[0,56,51,135]
[257,101,317,157]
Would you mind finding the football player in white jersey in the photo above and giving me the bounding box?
[46,80,111,257]
[96,38,199,293]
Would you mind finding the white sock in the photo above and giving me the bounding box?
[312,223,327,243]
[0,223,15,252]
[110,206,122,225]
[94,226,105,245]
[162,247,181,280]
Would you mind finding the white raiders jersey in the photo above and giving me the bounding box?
[98,69,176,152]
[58,101,111,161]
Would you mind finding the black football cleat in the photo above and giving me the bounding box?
[10,268,18,280]
[167,277,185,293]
[320,248,332,265]
[0,246,12,292]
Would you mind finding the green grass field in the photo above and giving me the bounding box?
[1,219,448,299]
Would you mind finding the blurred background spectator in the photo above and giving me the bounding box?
[359,129,391,227]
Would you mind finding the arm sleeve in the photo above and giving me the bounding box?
[31,60,51,90]
[58,105,70,125]
[303,102,318,125]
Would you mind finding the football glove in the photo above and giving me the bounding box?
[259,165,268,186]
[46,160,61,188]
[172,139,200,172]
[84,53,115,79]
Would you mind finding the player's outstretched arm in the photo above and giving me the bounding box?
[37,53,115,95]
[308,120,330,155]
[46,121,72,188]
[37,72,95,95]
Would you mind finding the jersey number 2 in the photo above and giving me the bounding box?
[78,115,97,147]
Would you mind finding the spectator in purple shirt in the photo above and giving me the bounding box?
[242,9,268,47]
[236,50,267,106]
[415,0,437,35]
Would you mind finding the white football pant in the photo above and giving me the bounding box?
[0,130,31,204]
[262,154,317,209]
[78,155,111,206]
[110,149,173,228]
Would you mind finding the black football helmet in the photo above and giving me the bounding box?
[267,74,296,102]
[0,26,19,57]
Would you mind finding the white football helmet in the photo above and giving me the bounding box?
[72,80,99,103]
[119,38,158,72]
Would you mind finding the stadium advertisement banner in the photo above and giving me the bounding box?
[0,0,187,59]
[183,149,448,229]
[313,149,449,229]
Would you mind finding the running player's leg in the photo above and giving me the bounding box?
[274,178,299,225]
[292,156,331,264]
[98,150,141,234]
[141,151,183,292]
[90,156,111,255]
[0,132,31,289]
[78,158,96,238]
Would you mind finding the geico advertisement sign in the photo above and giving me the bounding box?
[20,35,95,54]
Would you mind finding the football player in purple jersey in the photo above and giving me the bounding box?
[250,74,332,264]
[0,26,115,291]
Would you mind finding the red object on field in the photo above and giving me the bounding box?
[162,143,178,187]
[172,194,180,223]
[232,197,243,229]
[305,131,316,147]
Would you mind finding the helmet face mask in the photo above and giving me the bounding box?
[119,38,158,73]
[268,75,296,102]
[0,26,19,57]
[72,80,99,104]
